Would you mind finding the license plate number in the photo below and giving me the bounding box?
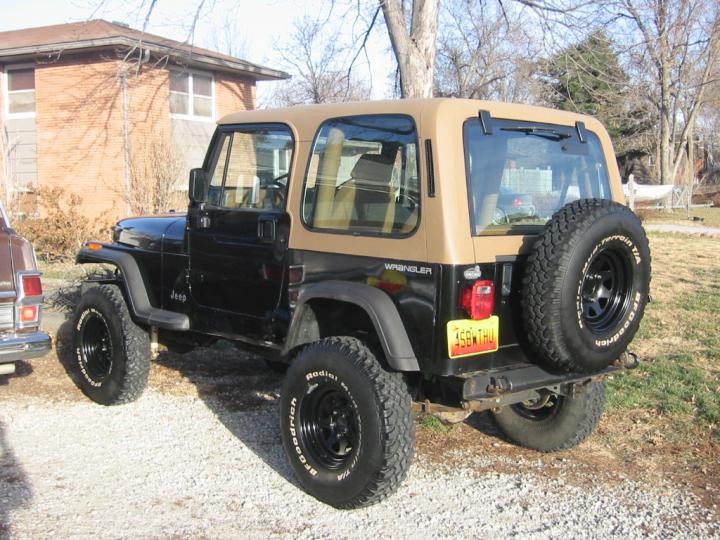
[447,316,499,359]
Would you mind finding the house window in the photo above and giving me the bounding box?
[169,71,213,120]
[6,67,36,116]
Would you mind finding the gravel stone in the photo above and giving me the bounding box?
[1,391,718,539]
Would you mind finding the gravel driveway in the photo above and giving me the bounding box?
[1,316,718,539]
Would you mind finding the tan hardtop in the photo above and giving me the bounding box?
[219,98,610,140]
[219,98,623,266]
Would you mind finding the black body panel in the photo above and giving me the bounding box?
[288,250,436,368]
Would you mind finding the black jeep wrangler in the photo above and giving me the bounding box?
[71,99,650,509]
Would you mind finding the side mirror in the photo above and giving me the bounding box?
[189,168,207,203]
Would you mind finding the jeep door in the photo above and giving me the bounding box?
[188,124,294,340]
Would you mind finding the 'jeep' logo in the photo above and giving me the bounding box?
[384,263,432,275]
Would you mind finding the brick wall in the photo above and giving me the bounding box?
[215,72,255,118]
[31,52,257,221]
[35,53,126,219]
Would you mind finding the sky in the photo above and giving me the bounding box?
[0,0,396,101]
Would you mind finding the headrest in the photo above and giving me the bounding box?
[350,153,394,186]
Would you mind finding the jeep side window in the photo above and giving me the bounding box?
[302,114,420,236]
[464,119,612,235]
[207,125,294,211]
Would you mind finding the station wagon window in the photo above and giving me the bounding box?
[464,118,611,235]
[169,70,214,119]
[207,125,293,210]
[302,114,420,236]
[6,67,36,117]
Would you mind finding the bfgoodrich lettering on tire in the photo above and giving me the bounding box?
[522,199,651,373]
[71,284,150,405]
[280,336,415,509]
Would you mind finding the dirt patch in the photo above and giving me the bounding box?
[416,410,720,516]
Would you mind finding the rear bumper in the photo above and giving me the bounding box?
[0,331,52,364]
[457,362,624,412]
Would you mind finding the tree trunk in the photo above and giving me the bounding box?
[381,0,440,98]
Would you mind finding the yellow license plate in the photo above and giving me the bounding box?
[447,316,499,359]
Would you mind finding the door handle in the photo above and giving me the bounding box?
[258,215,276,243]
[194,203,211,229]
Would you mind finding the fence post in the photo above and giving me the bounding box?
[627,174,635,211]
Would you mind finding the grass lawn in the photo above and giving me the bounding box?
[639,206,720,228]
[607,232,720,441]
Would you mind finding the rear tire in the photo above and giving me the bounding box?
[280,336,415,509]
[492,381,606,452]
[70,284,150,405]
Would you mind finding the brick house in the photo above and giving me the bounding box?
[0,20,287,219]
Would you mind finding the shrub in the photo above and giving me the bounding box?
[12,187,113,261]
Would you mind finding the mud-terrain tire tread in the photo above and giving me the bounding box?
[493,380,606,452]
[522,199,650,373]
[282,336,415,509]
[72,284,150,405]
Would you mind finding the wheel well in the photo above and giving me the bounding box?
[288,298,380,357]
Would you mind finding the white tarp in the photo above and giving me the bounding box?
[623,183,674,202]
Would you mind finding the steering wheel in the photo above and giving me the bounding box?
[265,173,289,208]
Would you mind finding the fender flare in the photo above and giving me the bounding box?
[282,280,420,372]
[76,244,189,331]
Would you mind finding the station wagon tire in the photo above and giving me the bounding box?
[71,284,151,405]
[522,199,651,373]
[279,336,415,509]
[492,381,606,452]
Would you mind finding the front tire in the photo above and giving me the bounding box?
[71,284,150,405]
[280,337,415,509]
[492,381,606,452]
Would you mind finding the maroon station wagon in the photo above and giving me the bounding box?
[0,197,51,376]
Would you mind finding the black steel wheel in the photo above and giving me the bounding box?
[522,199,651,373]
[71,285,150,405]
[77,311,114,385]
[298,382,359,470]
[280,336,415,509]
[493,382,606,452]
[580,248,633,335]
[510,394,562,422]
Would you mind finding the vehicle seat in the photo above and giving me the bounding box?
[333,153,396,233]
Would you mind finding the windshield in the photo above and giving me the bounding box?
[464,118,612,236]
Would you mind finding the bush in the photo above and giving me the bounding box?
[12,187,113,262]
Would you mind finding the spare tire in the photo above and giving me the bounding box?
[522,199,651,373]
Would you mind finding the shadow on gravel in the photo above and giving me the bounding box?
[0,362,33,385]
[0,422,33,537]
[154,348,299,490]
[54,319,80,389]
[465,411,506,440]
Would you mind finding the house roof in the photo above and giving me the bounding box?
[0,20,289,81]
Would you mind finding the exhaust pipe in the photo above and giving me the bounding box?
[0,363,16,376]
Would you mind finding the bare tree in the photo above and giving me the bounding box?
[434,0,544,102]
[609,0,720,185]
[381,0,440,98]
[269,15,371,106]
[126,131,186,215]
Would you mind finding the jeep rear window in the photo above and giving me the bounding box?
[464,118,611,236]
[302,114,420,237]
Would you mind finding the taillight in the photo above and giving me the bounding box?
[20,305,38,323]
[22,274,43,297]
[459,280,495,320]
[512,198,524,207]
